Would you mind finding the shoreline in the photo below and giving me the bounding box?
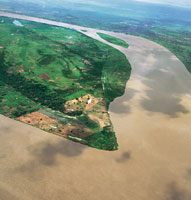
[0,11,191,200]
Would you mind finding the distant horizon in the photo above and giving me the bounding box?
[1,0,191,10]
[135,0,191,9]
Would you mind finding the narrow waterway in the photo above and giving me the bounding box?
[0,12,191,200]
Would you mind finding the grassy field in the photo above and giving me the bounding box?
[97,33,129,48]
[0,17,131,150]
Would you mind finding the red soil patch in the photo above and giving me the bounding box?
[16,110,94,138]
[38,73,50,80]
[17,68,24,73]
[59,125,93,138]
[17,111,57,131]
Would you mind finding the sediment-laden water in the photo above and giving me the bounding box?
[0,12,191,200]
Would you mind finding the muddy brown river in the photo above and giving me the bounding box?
[0,12,191,200]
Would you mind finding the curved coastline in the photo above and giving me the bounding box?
[0,11,191,200]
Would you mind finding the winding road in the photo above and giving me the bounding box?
[0,11,191,200]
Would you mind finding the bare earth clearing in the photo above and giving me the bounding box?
[0,12,191,200]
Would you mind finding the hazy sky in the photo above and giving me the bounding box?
[135,0,191,8]
[51,0,191,8]
[49,0,191,9]
[12,0,191,9]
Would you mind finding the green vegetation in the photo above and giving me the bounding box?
[97,33,129,48]
[81,30,87,32]
[85,126,118,151]
[102,51,131,106]
[2,1,189,72]
[0,17,131,150]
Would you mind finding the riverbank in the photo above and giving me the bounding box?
[0,11,191,200]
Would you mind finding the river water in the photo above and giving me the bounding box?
[0,11,191,200]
